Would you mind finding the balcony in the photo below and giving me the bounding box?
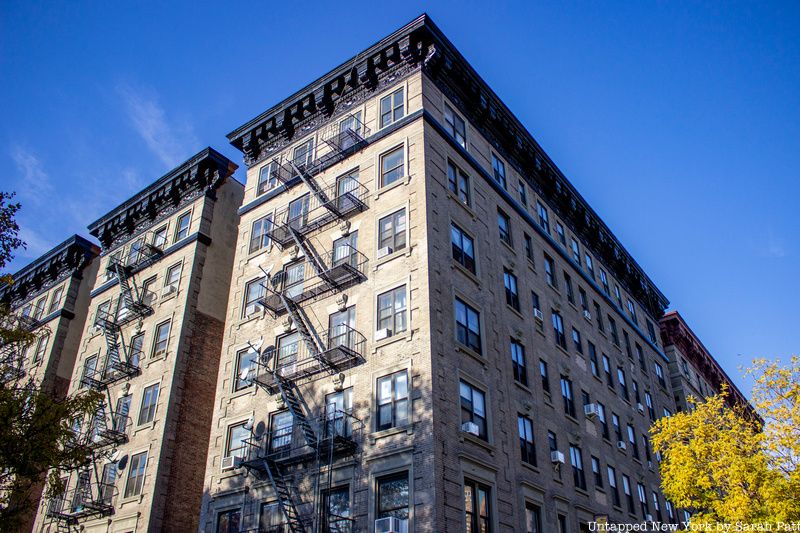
[86,411,131,450]
[46,481,115,525]
[80,354,141,390]
[240,409,361,471]
[253,326,365,393]
[259,247,367,315]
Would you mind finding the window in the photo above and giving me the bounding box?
[636,343,646,372]
[536,202,549,233]
[510,341,527,385]
[543,255,555,286]
[464,479,491,532]
[292,138,314,169]
[525,503,542,533]
[594,302,604,332]
[497,210,512,245]
[536,360,551,395]
[33,334,48,363]
[322,486,351,532]
[152,320,171,357]
[376,371,408,430]
[444,103,466,148]
[141,277,156,306]
[655,362,666,387]
[518,414,536,465]
[376,472,409,519]
[249,215,272,253]
[503,269,520,311]
[138,383,159,425]
[585,254,595,278]
[48,286,64,314]
[560,376,575,418]
[175,211,191,241]
[627,425,639,459]
[627,299,638,325]
[82,354,98,386]
[637,483,649,518]
[614,284,623,307]
[643,434,652,463]
[455,298,481,354]
[623,330,633,358]
[124,451,147,498]
[555,222,566,246]
[152,225,168,249]
[242,278,264,318]
[597,402,609,439]
[32,297,46,320]
[646,319,658,346]
[579,287,588,312]
[128,238,144,265]
[258,503,285,533]
[608,316,619,345]
[599,269,609,294]
[563,273,574,303]
[552,311,566,349]
[571,328,582,354]
[602,354,613,387]
[645,392,655,420]
[622,475,635,514]
[460,380,487,440]
[378,209,406,253]
[100,462,117,504]
[164,263,181,290]
[379,88,404,129]
[570,238,580,264]
[523,233,534,263]
[234,349,257,391]
[608,466,620,507]
[548,431,558,454]
[633,379,641,404]
[531,292,541,315]
[618,367,629,400]
[447,160,470,205]
[217,508,241,533]
[491,154,506,189]
[451,224,475,274]
[589,342,599,378]
[570,445,586,490]
[518,180,527,207]
[558,514,568,533]
[652,491,662,521]
[129,333,143,368]
[257,160,279,196]
[332,231,358,268]
[377,285,407,337]
[325,387,353,437]
[104,252,121,281]
[612,413,622,443]
[225,423,249,460]
[269,411,293,452]
[380,146,405,187]
[287,194,309,230]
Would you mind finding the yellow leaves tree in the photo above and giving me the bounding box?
[651,362,800,524]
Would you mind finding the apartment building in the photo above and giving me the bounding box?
[33,148,243,533]
[0,235,100,530]
[660,310,754,417]
[200,15,679,533]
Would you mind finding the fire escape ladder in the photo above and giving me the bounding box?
[262,460,307,533]
[288,160,341,220]
[109,261,138,310]
[279,294,327,361]
[274,376,318,448]
[102,326,122,374]
[288,229,330,284]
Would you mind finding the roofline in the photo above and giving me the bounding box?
[4,234,99,281]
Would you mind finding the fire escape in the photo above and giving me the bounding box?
[240,113,370,533]
[0,314,39,382]
[45,241,160,530]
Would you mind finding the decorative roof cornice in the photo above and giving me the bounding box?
[226,13,668,318]
[660,311,755,415]
[87,147,237,249]
[0,234,100,308]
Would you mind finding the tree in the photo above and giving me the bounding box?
[0,192,101,531]
[651,379,800,523]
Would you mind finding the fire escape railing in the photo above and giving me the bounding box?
[46,477,115,525]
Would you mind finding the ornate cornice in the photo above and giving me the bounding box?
[0,234,100,308]
[660,311,754,415]
[225,13,668,319]
[87,147,238,250]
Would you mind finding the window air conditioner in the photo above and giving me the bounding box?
[550,450,566,464]
[646,514,653,522]
[375,328,391,341]
[583,309,592,320]
[460,421,480,436]
[279,363,297,378]
[533,308,544,322]
[583,403,599,418]
[377,246,393,258]
[375,517,408,533]
[161,285,177,297]
[220,456,242,471]
[617,440,627,451]
[637,403,645,414]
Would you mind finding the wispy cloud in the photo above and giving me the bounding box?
[10,145,53,206]
[117,84,198,168]
[17,226,53,259]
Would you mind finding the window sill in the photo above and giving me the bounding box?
[159,289,179,304]
[506,304,524,320]
[451,262,480,286]
[446,191,477,219]
[575,488,590,497]
[499,239,516,255]
[134,420,157,435]
[118,494,145,507]
[455,343,487,368]
[521,461,540,475]
[568,301,579,313]
[228,386,257,401]
[147,353,169,367]
[526,259,536,273]
[374,246,412,269]
[513,381,533,395]
[564,414,580,426]
[369,425,412,443]
[372,331,411,352]
[543,395,554,409]
[460,432,495,455]
[236,313,263,329]
[555,344,570,357]
[374,175,411,200]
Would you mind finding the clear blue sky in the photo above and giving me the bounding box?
[2,1,798,395]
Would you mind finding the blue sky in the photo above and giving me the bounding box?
[2,1,798,395]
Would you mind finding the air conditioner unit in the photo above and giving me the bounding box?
[375,328,391,341]
[617,441,627,451]
[550,450,565,464]
[220,456,242,471]
[583,309,592,320]
[646,514,653,521]
[647,460,653,469]
[377,246,393,258]
[533,308,544,322]
[279,363,297,378]
[161,285,177,297]
[637,403,645,414]
[461,421,480,436]
[584,403,599,418]
[375,517,408,533]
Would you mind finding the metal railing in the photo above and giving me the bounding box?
[258,247,368,315]
[46,481,115,524]
[85,412,131,449]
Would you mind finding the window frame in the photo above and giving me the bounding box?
[379,87,405,129]
[379,145,405,188]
